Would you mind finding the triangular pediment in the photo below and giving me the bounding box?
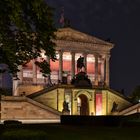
[55,28,113,46]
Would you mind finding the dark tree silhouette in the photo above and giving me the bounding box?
[0,0,56,77]
[131,85,140,102]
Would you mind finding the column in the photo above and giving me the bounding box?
[13,65,23,96]
[32,59,37,84]
[12,76,19,96]
[59,50,63,82]
[94,54,99,86]
[12,78,17,96]
[71,52,75,79]
[83,53,87,73]
[105,55,110,87]
[100,57,105,84]
[18,65,23,84]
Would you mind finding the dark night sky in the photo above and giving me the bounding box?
[46,0,140,95]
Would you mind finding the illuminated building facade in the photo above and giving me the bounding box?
[17,28,112,89]
[1,28,133,122]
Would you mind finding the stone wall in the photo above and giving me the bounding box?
[1,88,132,122]
[34,88,65,112]
[106,90,132,115]
[119,103,140,115]
[1,96,60,121]
[32,87,132,116]
[18,85,44,96]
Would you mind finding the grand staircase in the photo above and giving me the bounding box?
[27,84,60,99]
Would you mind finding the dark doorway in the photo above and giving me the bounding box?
[79,94,89,115]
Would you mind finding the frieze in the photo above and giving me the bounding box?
[55,40,113,53]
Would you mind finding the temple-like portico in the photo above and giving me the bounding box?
[17,28,113,92]
[19,50,110,86]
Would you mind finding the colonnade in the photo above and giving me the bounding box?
[58,51,110,86]
[18,51,109,86]
[13,51,110,96]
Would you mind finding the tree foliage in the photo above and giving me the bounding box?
[131,85,140,102]
[0,0,56,77]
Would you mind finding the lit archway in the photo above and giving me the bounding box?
[77,94,89,115]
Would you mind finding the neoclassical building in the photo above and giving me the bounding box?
[15,28,112,94]
[1,28,133,122]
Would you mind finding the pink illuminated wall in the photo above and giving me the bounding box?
[96,93,102,115]
[87,63,101,74]
[22,54,102,83]
[63,60,71,72]
[50,60,71,72]
[50,60,59,71]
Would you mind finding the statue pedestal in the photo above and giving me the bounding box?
[62,110,70,115]
[62,101,70,115]
[111,111,119,115]
[71,72,92,88]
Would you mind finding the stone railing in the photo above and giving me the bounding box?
[119,103,140,115]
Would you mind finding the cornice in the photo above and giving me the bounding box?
[54,39,113,54]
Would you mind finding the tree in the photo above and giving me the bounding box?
[131,85,140,102]
[0,0,56,77]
